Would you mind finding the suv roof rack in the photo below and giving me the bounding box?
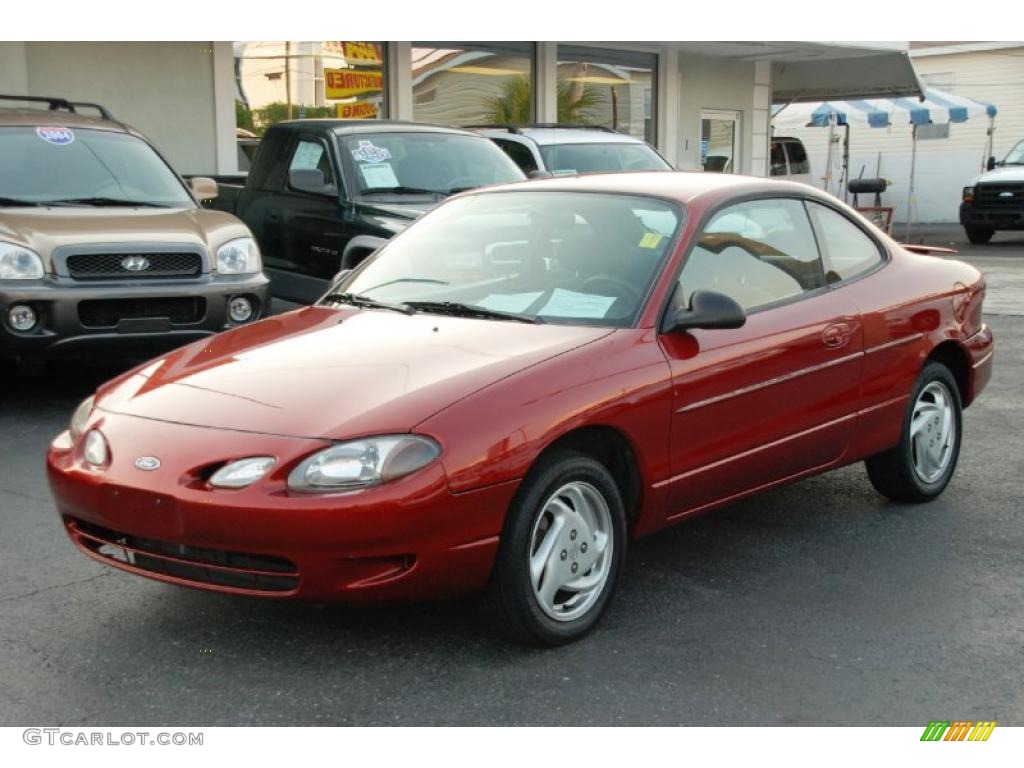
[465,124,523,134]
[468,123,621,135]
[0,94,114,121]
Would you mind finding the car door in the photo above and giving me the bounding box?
[658,197,864,520]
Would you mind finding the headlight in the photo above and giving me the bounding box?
[216,237,261,275]
[69,395,95,440]
[962,186,975,203]
[288,435,440,492]
[209,456,276,489]
[0,242,44,279]
[83,429,109,466]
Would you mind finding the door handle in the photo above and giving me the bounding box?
[822,322,851,349]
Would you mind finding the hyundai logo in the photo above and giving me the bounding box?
[121,255,150,272]
[134,456,161,471]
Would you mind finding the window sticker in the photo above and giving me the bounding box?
[360,163,400,188]
[539,289,616,318]
[638,232,664,249]
[291,142,324,170]
[475,291,543,314]
[351,140,391,164]
[36,126,75,146]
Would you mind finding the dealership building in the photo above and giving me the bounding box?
[0,41,919,178]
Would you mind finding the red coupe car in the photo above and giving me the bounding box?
[47,173,993,645]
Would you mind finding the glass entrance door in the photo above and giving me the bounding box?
[700,110,740,173]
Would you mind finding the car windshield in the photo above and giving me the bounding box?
[539,142,671,175]
[339,191,683,328]
[338,132,524,198]
[0,126,193,206]
[1003,140,1024,165]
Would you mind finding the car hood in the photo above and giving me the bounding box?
[97,306,612,439]
[353,200,438,235]
[972,165,1024,185]
[0,206,250,264]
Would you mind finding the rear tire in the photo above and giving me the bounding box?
[865,361,962,503]
[482,450,626,646]
[965,226,994,244]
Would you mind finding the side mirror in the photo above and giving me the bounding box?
[331,268,352,287]
[986,156,997,171]
[189,176,218,201]
[667,290,746,332]
[289,168,337,196]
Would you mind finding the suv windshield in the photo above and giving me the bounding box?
[0,126,193,206]
[339,190,683,328]
[540,143,671,175]
[339,132,524,198]
[1003,140,1024,165]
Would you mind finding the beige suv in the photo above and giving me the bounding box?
[0,95,269,371]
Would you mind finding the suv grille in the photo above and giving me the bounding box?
[78,297,205,328]
[975,183,1024,208]
[66,251,203,280]
[69,518,300,593]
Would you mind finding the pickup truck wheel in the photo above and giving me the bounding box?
[965,226,994,244]
[865,362,962,503]
[482,451,626,646]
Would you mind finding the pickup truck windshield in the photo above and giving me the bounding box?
[339,132,523,197]
[0,127,193,207]
[1003,140,1024,165]
[339,191,683,328]
[540,143,671,175]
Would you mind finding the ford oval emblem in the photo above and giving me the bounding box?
[121,255,150,272]
[134,456,161,471]
[999,191,1014,198]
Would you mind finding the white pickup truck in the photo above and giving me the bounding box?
[960,139,1024,244]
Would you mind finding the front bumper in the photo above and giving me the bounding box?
[1,272,270,359]
[959,202,1024,230]
[46,412,516,603]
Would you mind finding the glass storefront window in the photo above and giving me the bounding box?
[556,46,657,144]
[412,42,534,126]
[233,42,387,167]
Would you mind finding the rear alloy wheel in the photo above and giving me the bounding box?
[965,226,994,245]
[866,362,962,502]
[483,451,626,645]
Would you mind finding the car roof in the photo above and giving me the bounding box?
[0,108,131,133]
[478,126,648,146]
[474,171,831,206]
[272,119,484,138]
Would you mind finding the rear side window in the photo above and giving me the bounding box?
[678,198,825,311]
[495,139,538,174]
[784,141,809,175]
[806,202,884,282]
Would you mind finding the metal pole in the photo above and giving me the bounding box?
[984,115,995,171]
[285,41,293,120]
[905,124,917,241]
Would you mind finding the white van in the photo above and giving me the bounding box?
[770,137,813,185]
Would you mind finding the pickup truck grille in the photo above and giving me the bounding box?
[975,183,1024,208]
[78,297,206,328]
[66,251,203,280]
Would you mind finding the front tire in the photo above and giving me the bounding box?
[965,225,994,244]
[865,361,962,502]
[483,451,627,646]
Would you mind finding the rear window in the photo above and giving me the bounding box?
[0,126,192,206]
[539,142,671,175]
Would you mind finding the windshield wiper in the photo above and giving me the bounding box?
[0,196,47,207]
[404,300,543,324]
[360,277,450,293]
[320,292,415,315]
[360,186,447,197]
[47,197,170,207]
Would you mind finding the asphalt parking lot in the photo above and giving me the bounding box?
[1,228,1021,726]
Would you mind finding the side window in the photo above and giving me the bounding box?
[288,139,336,187]
[807,202,884,282]
[495,139,538,174]
[784,141,809,175]
[678,198,825,311]
[770,141,787,176]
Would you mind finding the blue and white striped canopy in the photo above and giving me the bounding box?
[772,87,997,131]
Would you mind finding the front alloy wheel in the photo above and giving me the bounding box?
[484,451,626,645]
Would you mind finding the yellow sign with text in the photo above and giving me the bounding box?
[337,101,380,120]
[325,69,384,100]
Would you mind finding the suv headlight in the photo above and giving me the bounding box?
[0,242,44,279]
[69,395,95,440]
[288,435,440,492]
[962,186,975,203]
[216,237,261,275]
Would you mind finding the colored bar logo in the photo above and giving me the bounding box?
[920,721,997,741]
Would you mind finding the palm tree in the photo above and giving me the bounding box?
[484,75,604,125]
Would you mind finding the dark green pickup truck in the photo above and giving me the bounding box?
[202,120,525,303]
